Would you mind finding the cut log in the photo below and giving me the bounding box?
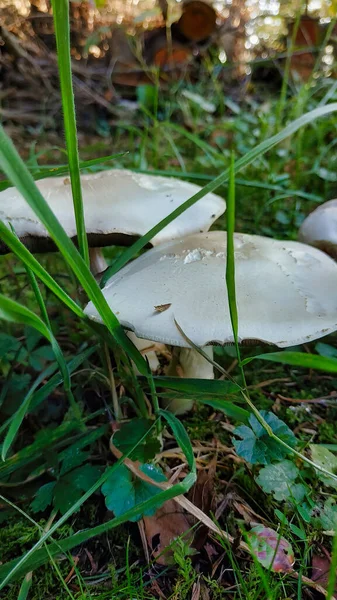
[178,0,217,43]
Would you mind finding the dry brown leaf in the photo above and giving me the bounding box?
[143,500,192,565]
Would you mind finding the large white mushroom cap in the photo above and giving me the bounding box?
[0,169,225,252]
[298,199,337,257]
[84,231,337,348]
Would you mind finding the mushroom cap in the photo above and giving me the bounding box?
[298,199,337,257]
[0,170,225,253]
[84,231,337,348]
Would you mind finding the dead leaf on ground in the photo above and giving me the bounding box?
[248,525,295,573]
[143,499,192,565]
[188,458,216,550]
[312,553,337,592]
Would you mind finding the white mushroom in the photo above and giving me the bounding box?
[298,199,337,259]
[163,346,214,414]
[0,170,226,271]
[84,231,337,348]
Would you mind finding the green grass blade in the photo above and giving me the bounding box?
[0,347,96,437]
[0,125,148,376]
[197,397,250,422]
[0,221,84,318]
[101,102,337,285]
[0,420,196,587]
[17,572,32,600]
[51,0,89,265]
[24,267,50,328]
[2,363,58,460]
[0,294,81,422]
[225,152,239,352]
[159,409,196,477]
[150,376,240,395]
[132,169,322,203]
[0,479,195,584]
[242,351,337,373]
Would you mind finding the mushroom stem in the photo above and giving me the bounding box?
[163,346,214,415]
[89,248,108,277]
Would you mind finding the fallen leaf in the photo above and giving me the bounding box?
[143,499,192,565]
[154,304,171,313]
[247,525,295,572]
[312,554,332,589]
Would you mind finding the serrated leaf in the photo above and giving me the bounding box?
[25,327,42,352]
[113,419,160,462]
[256,460,307,502]
[311,499,337,533]
[54,465,102,515]
[60,450,90,476]
[233,411,296,465]
[31,482,56,513]
[7,374,32,394]
[29,346,55,371]
[101,463,167,522]
[310,445,337,489]
[0,333,20,359]
[248,525,295,572]
[53,480,83,515]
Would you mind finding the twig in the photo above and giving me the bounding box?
[110,443,335,598]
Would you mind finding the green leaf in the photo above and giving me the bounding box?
[54,465,102,515]
[310,445,337,489]
[151,376,241,395]
[197,397,250,423]
[256,460,307,502]
[233,411,297,465]
[242,351,337,374]
[113,419,160,462]
[29,346,55,371]
[315,342,337,359]
[160,409,196,476]
[60,450,90,476]
[247,525,294,572]
[0,333,21,359]
[25,327,42,352]
[31,482,56,513]
[312,499,337,533]
[101,463,167,522]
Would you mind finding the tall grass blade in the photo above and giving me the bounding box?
[101,102,337,285]
[242,351,337,373]
[0,222,84,318]
[0,347,96,437]
[225,152,239,353]
[0,125,148,376]
[0,418,196,587]
[0,294,81,426]
[51,0,89,266]
[2,363,58,460]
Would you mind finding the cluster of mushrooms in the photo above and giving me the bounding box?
[1,170,337,414]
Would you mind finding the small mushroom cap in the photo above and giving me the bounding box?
[298,199,337,256]
[0,170,225,253]
[84,231,337,348]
